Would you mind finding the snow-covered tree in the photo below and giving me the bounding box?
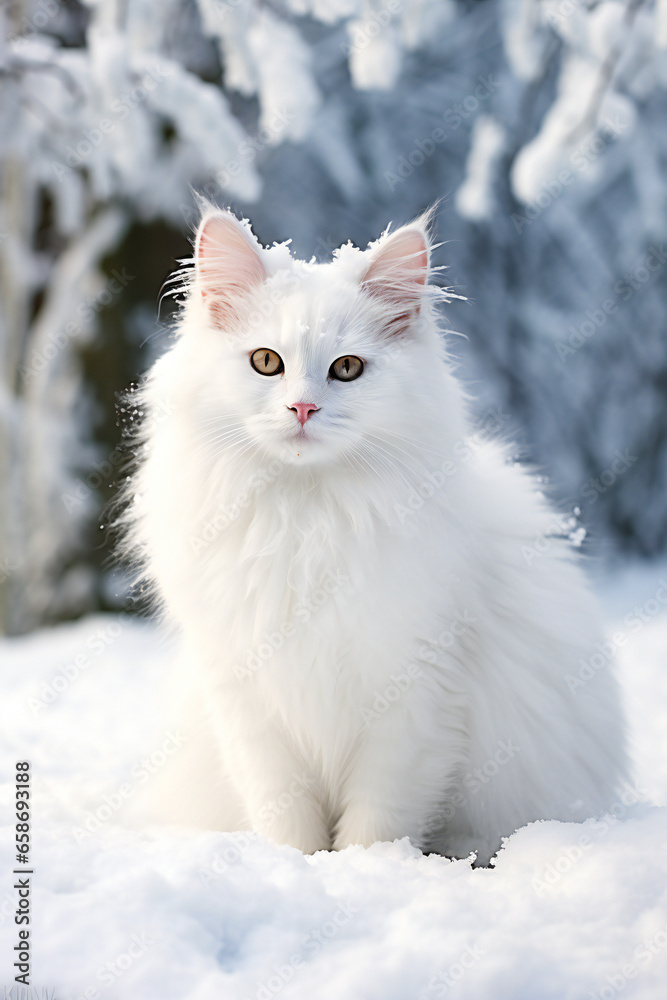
[1,0,666,632]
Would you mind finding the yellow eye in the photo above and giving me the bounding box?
[250,348,284,376]
[330,356,364,382]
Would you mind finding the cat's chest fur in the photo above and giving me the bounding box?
[152,448,467,759]
[190,469,466,679]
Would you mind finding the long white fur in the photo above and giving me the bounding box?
[122,208,628,862]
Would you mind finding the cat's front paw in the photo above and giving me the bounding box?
[333,802,404,851]
[253,797,331,855]
[282,829,331,855]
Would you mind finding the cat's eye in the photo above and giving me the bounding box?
[330,355,364,382]
[250,348,284,376]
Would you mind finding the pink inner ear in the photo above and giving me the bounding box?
[196,215,266,326]
[362,229,428,304]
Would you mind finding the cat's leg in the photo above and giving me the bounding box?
[215,716,331,854]
[333,702,464,851]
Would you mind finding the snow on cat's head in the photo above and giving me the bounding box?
[178,208,453,468]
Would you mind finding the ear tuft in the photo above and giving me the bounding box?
[360,228,429,337]
[195,213,266,328]
[362,228,428,303]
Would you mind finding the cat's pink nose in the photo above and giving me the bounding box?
[288,402,319,426]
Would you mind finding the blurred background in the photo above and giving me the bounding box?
[0,0,666,635]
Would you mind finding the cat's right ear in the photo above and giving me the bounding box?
[195,212,266,328]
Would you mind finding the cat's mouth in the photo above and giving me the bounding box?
[289,425,317,442]
[286,411,320,441]
[279,418,332,463]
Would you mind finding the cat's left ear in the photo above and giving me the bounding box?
[361,227,429,333]
[195,211,266,328]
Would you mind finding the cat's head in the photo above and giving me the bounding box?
[177,208,460,471]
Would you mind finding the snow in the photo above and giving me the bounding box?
[501,0,551,82]
[346,14,402,92]
[1,561,667,998]
[247,10,321,141]
[455,117,506,223]
[659,0,667,49]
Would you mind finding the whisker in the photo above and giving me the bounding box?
[360,433,432,485]
[366,425,453,460]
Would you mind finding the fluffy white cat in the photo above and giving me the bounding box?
[122,207,628,862]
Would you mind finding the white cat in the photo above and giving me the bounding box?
[122,207,628,862]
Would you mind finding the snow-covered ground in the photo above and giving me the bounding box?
[1,559,667,1000]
